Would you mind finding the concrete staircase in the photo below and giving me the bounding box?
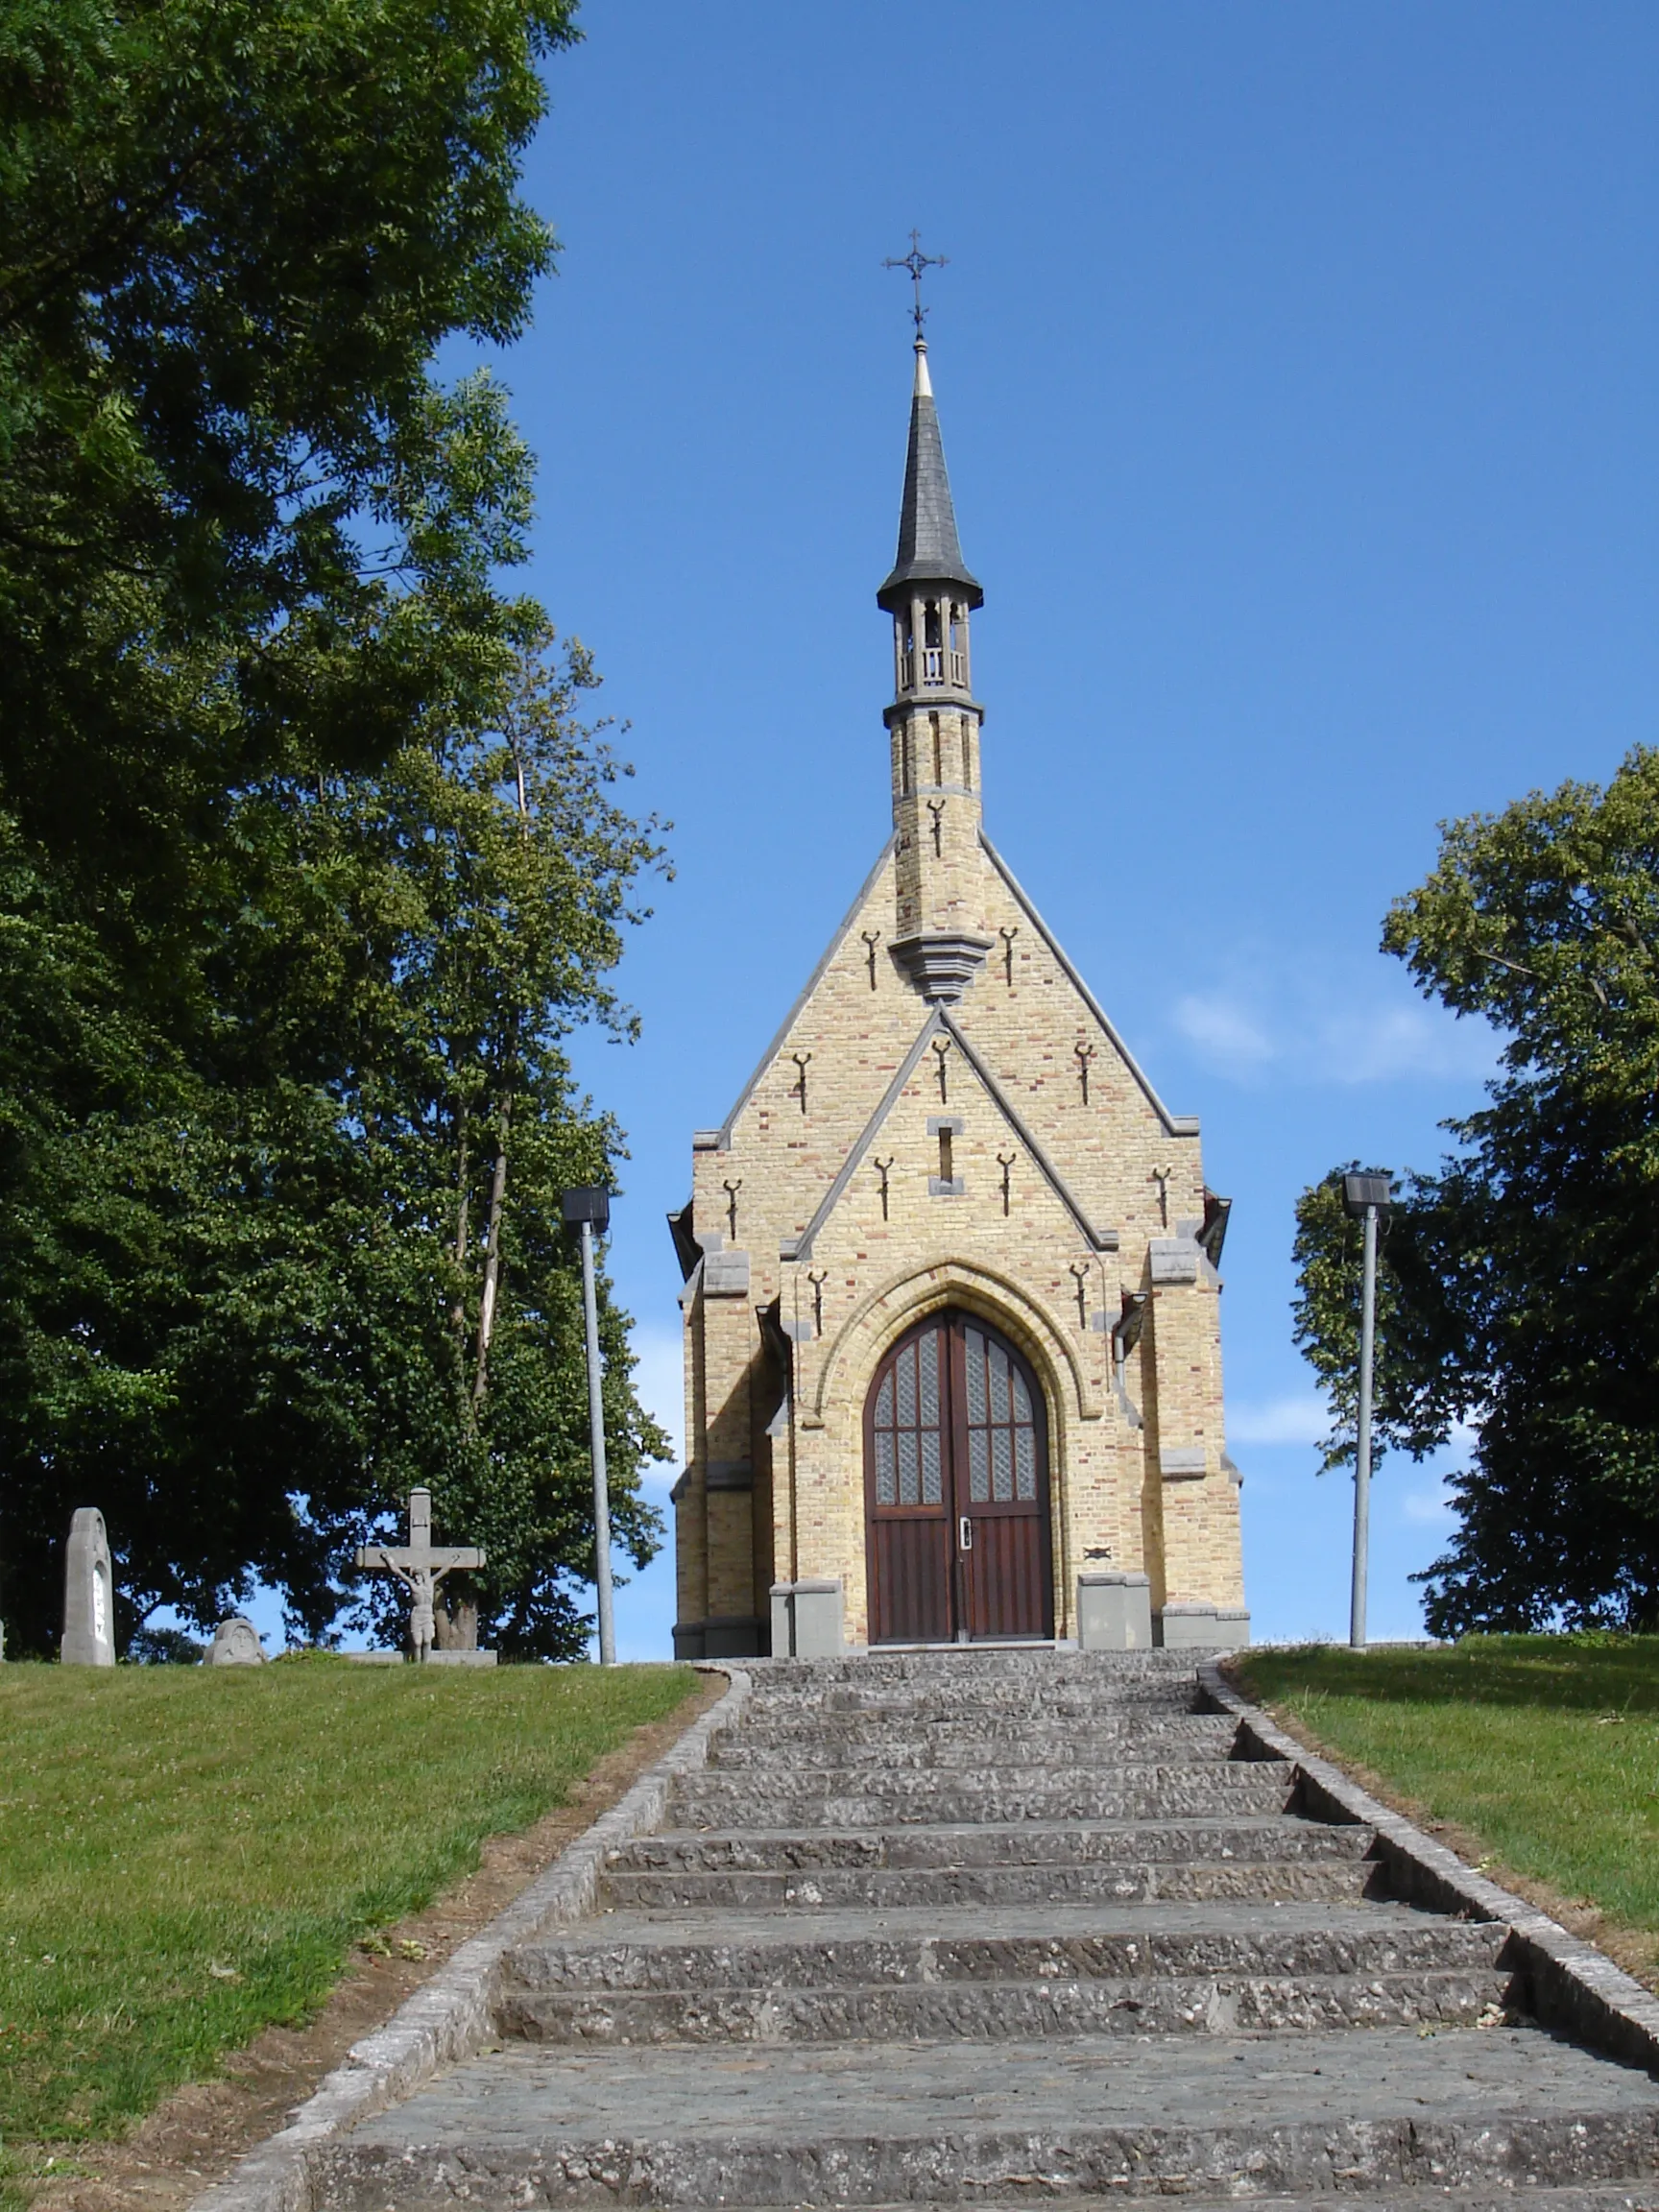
[320,1649,1659,2210]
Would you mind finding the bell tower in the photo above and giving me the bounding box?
[878,338,993,1003]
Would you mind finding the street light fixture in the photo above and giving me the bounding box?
[562,1184,616,1666]
[1340,1170,1392,1649]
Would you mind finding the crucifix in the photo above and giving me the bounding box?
[1069,1258,1093,1329]
[998,926,1019,987]
[807,1267,829,1335]
[790,1050,812,1115]
[861,929,881,990]
[882,228,949,336]
[355,1488,484,1663]
[723,1177,743,1240]
[873,1156,895,1221]
[926,798,946,857]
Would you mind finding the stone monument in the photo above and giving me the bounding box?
[207,1615,265,1666]
[60,1506,116,1667]
[355,1489,493,1664]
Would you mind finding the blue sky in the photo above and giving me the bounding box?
[502,0,1659,1658]
[241,2,1659,1659]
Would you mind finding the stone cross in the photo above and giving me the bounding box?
[355,1489,484,1662]
[61,1506,116,1667]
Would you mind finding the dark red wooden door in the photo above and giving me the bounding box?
[865,1310,1051,1644]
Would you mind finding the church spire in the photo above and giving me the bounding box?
[878,327,993,1002]
[877,339,983,616]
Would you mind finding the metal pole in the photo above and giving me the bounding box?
[1350,1200,1378,1649]
[579,1217,616,1666]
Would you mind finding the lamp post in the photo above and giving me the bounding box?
[562,1185,615,1666]
[1340,1170,1391,1649]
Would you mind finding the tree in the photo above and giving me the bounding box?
[0,0,678,1657]
[0,620,672,1658]
[1,0,573,914]
[1292,748,1659,1634]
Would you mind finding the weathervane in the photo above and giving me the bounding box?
[883,228,948,337]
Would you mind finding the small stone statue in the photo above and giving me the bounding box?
[207,1616,265,1666]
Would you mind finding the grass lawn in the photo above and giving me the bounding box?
[0,1658,697,2143]
[1234,1638,1659,1978]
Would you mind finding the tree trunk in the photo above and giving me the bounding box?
[472,1093,512,1407]
[451,1097,471,1345]
[433,1588,480,1649]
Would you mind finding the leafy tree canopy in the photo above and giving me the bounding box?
[0,0,677,1658]
[1293,748,1659,1636]
[1,0,573,950]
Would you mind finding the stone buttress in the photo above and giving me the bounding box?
[669,337,1248,1659]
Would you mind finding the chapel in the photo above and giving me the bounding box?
[669,330,1249,1659]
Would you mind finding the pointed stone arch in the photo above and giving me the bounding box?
[809,1255,1095,1433]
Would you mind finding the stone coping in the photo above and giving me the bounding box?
[1201,1658,1659,2079]
[186,1664,750,2212]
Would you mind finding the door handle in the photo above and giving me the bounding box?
[959,1516,973,1551]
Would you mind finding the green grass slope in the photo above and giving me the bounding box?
[0,1658,697,2140]
[1237,1638,1659,1960]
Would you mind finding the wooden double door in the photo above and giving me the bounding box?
[864,1310,1053,1644]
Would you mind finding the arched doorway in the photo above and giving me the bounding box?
[864,1309,1053,1644]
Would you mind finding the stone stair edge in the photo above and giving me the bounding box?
[1201,1659,1659,2081]
[311,2102,1659,2209]
[180,1660,758,2212]
[497,1963,1516,2043]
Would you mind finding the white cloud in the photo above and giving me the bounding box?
[1313,1001,1495,1087]
[627,1321,685,1486]
[1173,994,1276,1077]
[1227,1393,1331,1447]
[1165,949,1498,1093]
[1401,1484,1455,1525]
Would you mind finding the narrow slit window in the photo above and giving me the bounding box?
[937,1127,953,1183]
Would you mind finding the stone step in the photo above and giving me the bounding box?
[737,1698,1209,1729]
[497,1964,1510,2044]
[607,1814,1374,1874]
[711,1719,1239,1768]
[668,2195,1659,2212]
[741,1668,1207,1714]
[318,2027,1659,2208]
[506,1901,1503,1994]
[743,1676,1206,1716]
[1095,2199,1659,2212]
[671,1760,1293,1828]
[746,1648,1206,1681]
[601,1855,1379,1911]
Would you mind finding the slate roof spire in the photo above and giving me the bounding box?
[877,340,983,613]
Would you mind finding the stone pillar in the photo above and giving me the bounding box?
[60,1507,116,1667]
[698,1248,765,1655]
[1145,1236,1229,1608]
[769,1576,845,1658]
[1077,1570,1153,1651]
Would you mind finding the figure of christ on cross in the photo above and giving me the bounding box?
[355,1488,485,1661]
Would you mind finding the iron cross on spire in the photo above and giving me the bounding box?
[883,229,948,337]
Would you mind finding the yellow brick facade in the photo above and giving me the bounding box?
[670,343,1248,1659]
